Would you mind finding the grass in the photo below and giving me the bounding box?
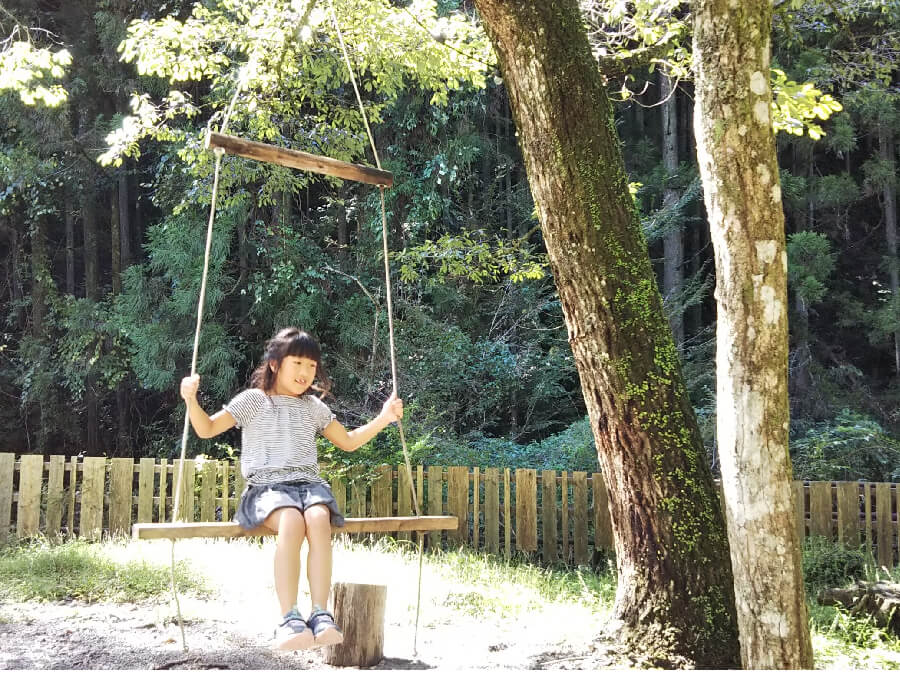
[0,536,208,603]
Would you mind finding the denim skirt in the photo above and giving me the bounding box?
[235,480,346,530]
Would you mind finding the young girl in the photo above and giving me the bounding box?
[180,327,403,651]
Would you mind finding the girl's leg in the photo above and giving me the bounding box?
[263,506,307,615]
[302,504,333,610]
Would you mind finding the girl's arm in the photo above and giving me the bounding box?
[180,374,237,438]
[321,393,403,452]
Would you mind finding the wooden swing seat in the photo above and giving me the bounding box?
[133,515,457,540]
[206,131,393,187]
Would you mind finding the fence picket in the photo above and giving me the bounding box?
[372,466,393,536]
[199,460,217,522]
[541,470,557,563]
[426,465,444,550]
[593,473,613,551]
[66,456,77,535]
[17,454,43,538]
[793,481,806,545]
[504,468,511,557]
[397,465,412,541]
[108,458,134,536]
[219,461,230,521]
[472,467,480,550]
[836,482,859,547]
[876,483,893,568]
[0,454,12,543]
[447,466,468,546]
[560,471,569,564]
[137,458,155,525]
[157,459,168,522]
[573,472,588,566]
[46,455,66,538]
[484,467,499,554]
[809,482,832,538]
[516,469,537,552]
[80,457,106,540]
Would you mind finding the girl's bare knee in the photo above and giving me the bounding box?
[268,507,306,538]
[303,505,332,537]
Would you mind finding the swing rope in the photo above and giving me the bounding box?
[166,3,428,656]
[328,2,426,654]
[168,62,252,652]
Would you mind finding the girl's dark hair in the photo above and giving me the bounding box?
[249,327,331,397]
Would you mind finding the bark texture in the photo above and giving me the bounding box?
[693,0,814,668]
[660,73,684,351]
[473,0,739,666]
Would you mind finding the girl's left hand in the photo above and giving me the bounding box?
[381,392,404,423]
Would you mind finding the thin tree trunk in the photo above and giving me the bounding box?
[111,187,122,295]
[119,171,131,269]
[473,1,739,666]
[65,196,76,295]
[661,72,684,351]
[693,0,814,668]
[879,132,899,375]
[82,182,99,301]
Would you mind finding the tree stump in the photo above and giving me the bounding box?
[323,582,387,667]
[819,582,900,636]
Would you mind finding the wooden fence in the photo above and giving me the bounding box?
[1,453,898,567]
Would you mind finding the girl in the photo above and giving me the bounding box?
[180,327,403,651]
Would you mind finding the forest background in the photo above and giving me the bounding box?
[2,0,899,485]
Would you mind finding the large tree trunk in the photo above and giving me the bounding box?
[661,72,684,351]
[65,195,76,295]
[693,0,814,668]
[473,1,739,666]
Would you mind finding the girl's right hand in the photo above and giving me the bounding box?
[180,374,200,402]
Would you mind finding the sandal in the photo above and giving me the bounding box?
[307,608,344,647]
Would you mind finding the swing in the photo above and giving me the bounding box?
[131,3,456,657]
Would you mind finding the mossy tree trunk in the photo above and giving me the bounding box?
[693,0,814,668]
[472,0,739,666]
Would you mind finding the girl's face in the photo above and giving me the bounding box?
[271,355,317,396]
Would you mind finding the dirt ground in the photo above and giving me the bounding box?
[0,539,625,670]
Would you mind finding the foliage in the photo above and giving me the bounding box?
[0,30,71,106]
[788,231,836,304]
[791,410,900,482]
[0,537,205,602]
[801,535,869,594]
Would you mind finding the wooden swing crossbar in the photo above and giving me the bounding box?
[206,131,393,187]
[133,515,457,540]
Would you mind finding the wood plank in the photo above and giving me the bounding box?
[199,460,217,522]
[0,453,12,543]
[233,459,245,515]
[426,465,444,550]
[219,461,230,521]
[108,458,134,536]
[137,458,155,525]
[864,482,873,553]
[472,467,480,550]
[560,471,569,564]
[541,470,557,563]
[46,455,66,538]
[416,466,424,513]
[504,468,511,557]
[515,468,537,552]
[371,465,392,520]
[876,483,893,568]
[206,132,394,187]
[397,464,412,541]
[573,471,588,566]
[157,459,168,522]
[447,466,469,546]
[809,481,833,539]
[593,473,613,551]
[80,457,106,540]
[350,471,366,518]
[793,481,806,546]
[484,467,499,554]
[16,454,44,538]
[66,456,77,536]
[171,459,196,522]
[331,474,347,517]
[134,515,459,540]
[836,482,859,547]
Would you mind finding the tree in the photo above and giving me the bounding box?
[471,0,739,666]
[693,0,813,668]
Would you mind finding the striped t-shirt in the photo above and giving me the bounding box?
[224,388,335,486]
